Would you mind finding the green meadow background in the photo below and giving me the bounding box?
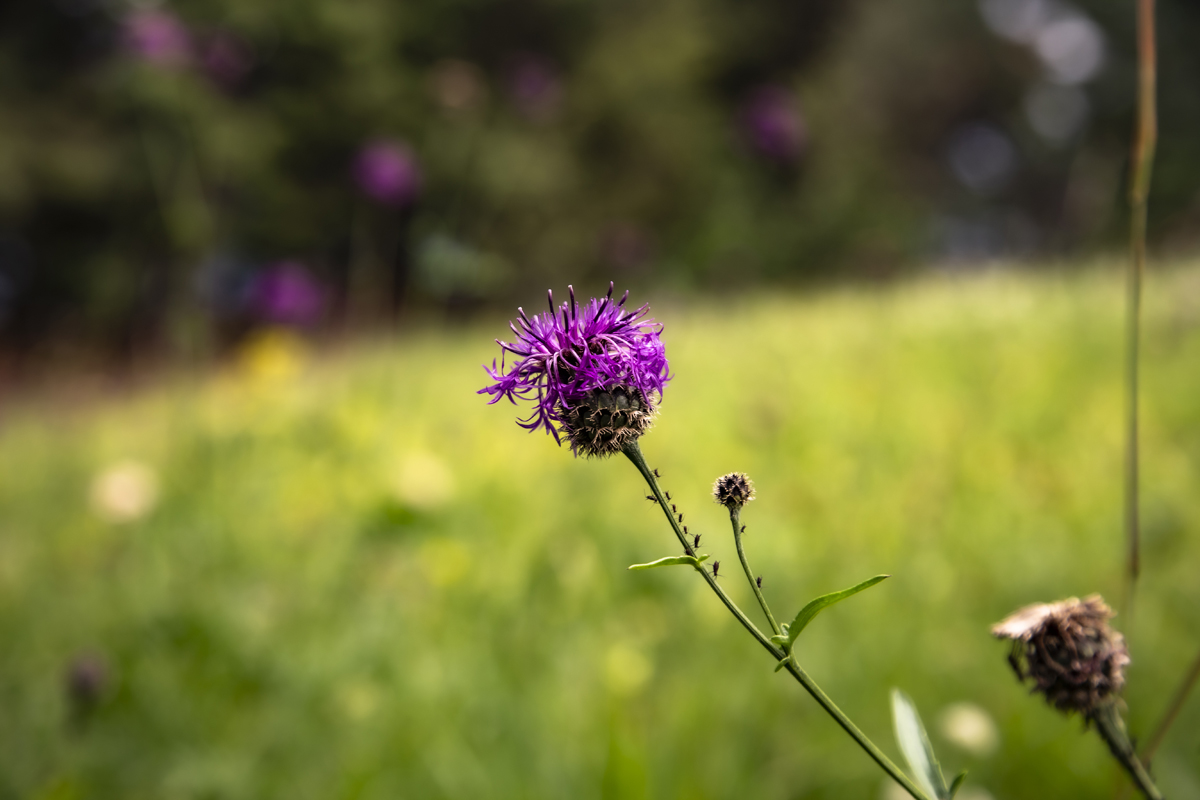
[2,263,1199,800]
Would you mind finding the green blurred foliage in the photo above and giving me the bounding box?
[6,0,1200,354]
[1,264,1198,798]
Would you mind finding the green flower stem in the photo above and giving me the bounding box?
[621,440,933,800]
[729,507,781,636]
[622,441,772,651]
[1092,702,1164,800]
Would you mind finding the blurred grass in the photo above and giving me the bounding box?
[2,262,1200,800]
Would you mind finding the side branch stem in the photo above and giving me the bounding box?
[730,507,781,635]
[622,442,773,653]
[621,441,932,800]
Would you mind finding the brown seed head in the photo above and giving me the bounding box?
[558,386,655,458]
[713,473,755,509]
[992,595,1129,716]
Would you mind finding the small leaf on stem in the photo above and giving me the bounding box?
[785,575,889,647]
[628,554,711,571]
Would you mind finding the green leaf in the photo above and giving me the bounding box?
[628,553,710,571]
[785,575,889,647]
[891,688,949,800]
[948,772,967,798]
[773,656,792,672]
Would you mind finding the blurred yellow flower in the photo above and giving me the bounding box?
[235,327,308,383]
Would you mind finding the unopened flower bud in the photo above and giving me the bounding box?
[992,595,1129,716]
[713,472,755,509]
[559,385,655,458]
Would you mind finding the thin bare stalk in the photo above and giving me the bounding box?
[1123,0,1157,627]
[1143,645,1200,764]
[729,507,781,636]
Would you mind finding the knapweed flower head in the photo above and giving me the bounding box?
[479,283,670,457]
[713,473,755,509]
[992,594,1129,716]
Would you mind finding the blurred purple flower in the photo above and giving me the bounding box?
[479,283,670,443]
[250,262,326,326]
[506,55,563,121]
[122,9,192,66]
[200,31,254,89]
[352,141,422,206]
[739,86,807,163]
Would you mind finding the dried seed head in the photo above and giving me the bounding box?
[713,473,755,509]
[992,595,1129,716]
[558,385,656,458]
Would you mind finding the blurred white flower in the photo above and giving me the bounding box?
[90,460,159,523]
[1035,15,1106,85]
[938,702,1000,756]
[979,0,1107,85]
[979,0,1051,44]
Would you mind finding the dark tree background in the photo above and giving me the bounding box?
[2,0,1199,360]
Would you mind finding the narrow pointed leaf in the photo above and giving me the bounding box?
[785,575,889,647]
[948,772,967,798]
[891,688,949,800]
[628,553,710,571]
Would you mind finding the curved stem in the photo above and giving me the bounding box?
[730,507,781,636]
[621,441,933,800]
[1092,703,1164,800]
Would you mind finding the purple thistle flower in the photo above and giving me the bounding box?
[480,283,670,455]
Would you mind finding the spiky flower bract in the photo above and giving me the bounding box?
[713,473,755,509]
[480,283,670,456]
[992,595,1130,715]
